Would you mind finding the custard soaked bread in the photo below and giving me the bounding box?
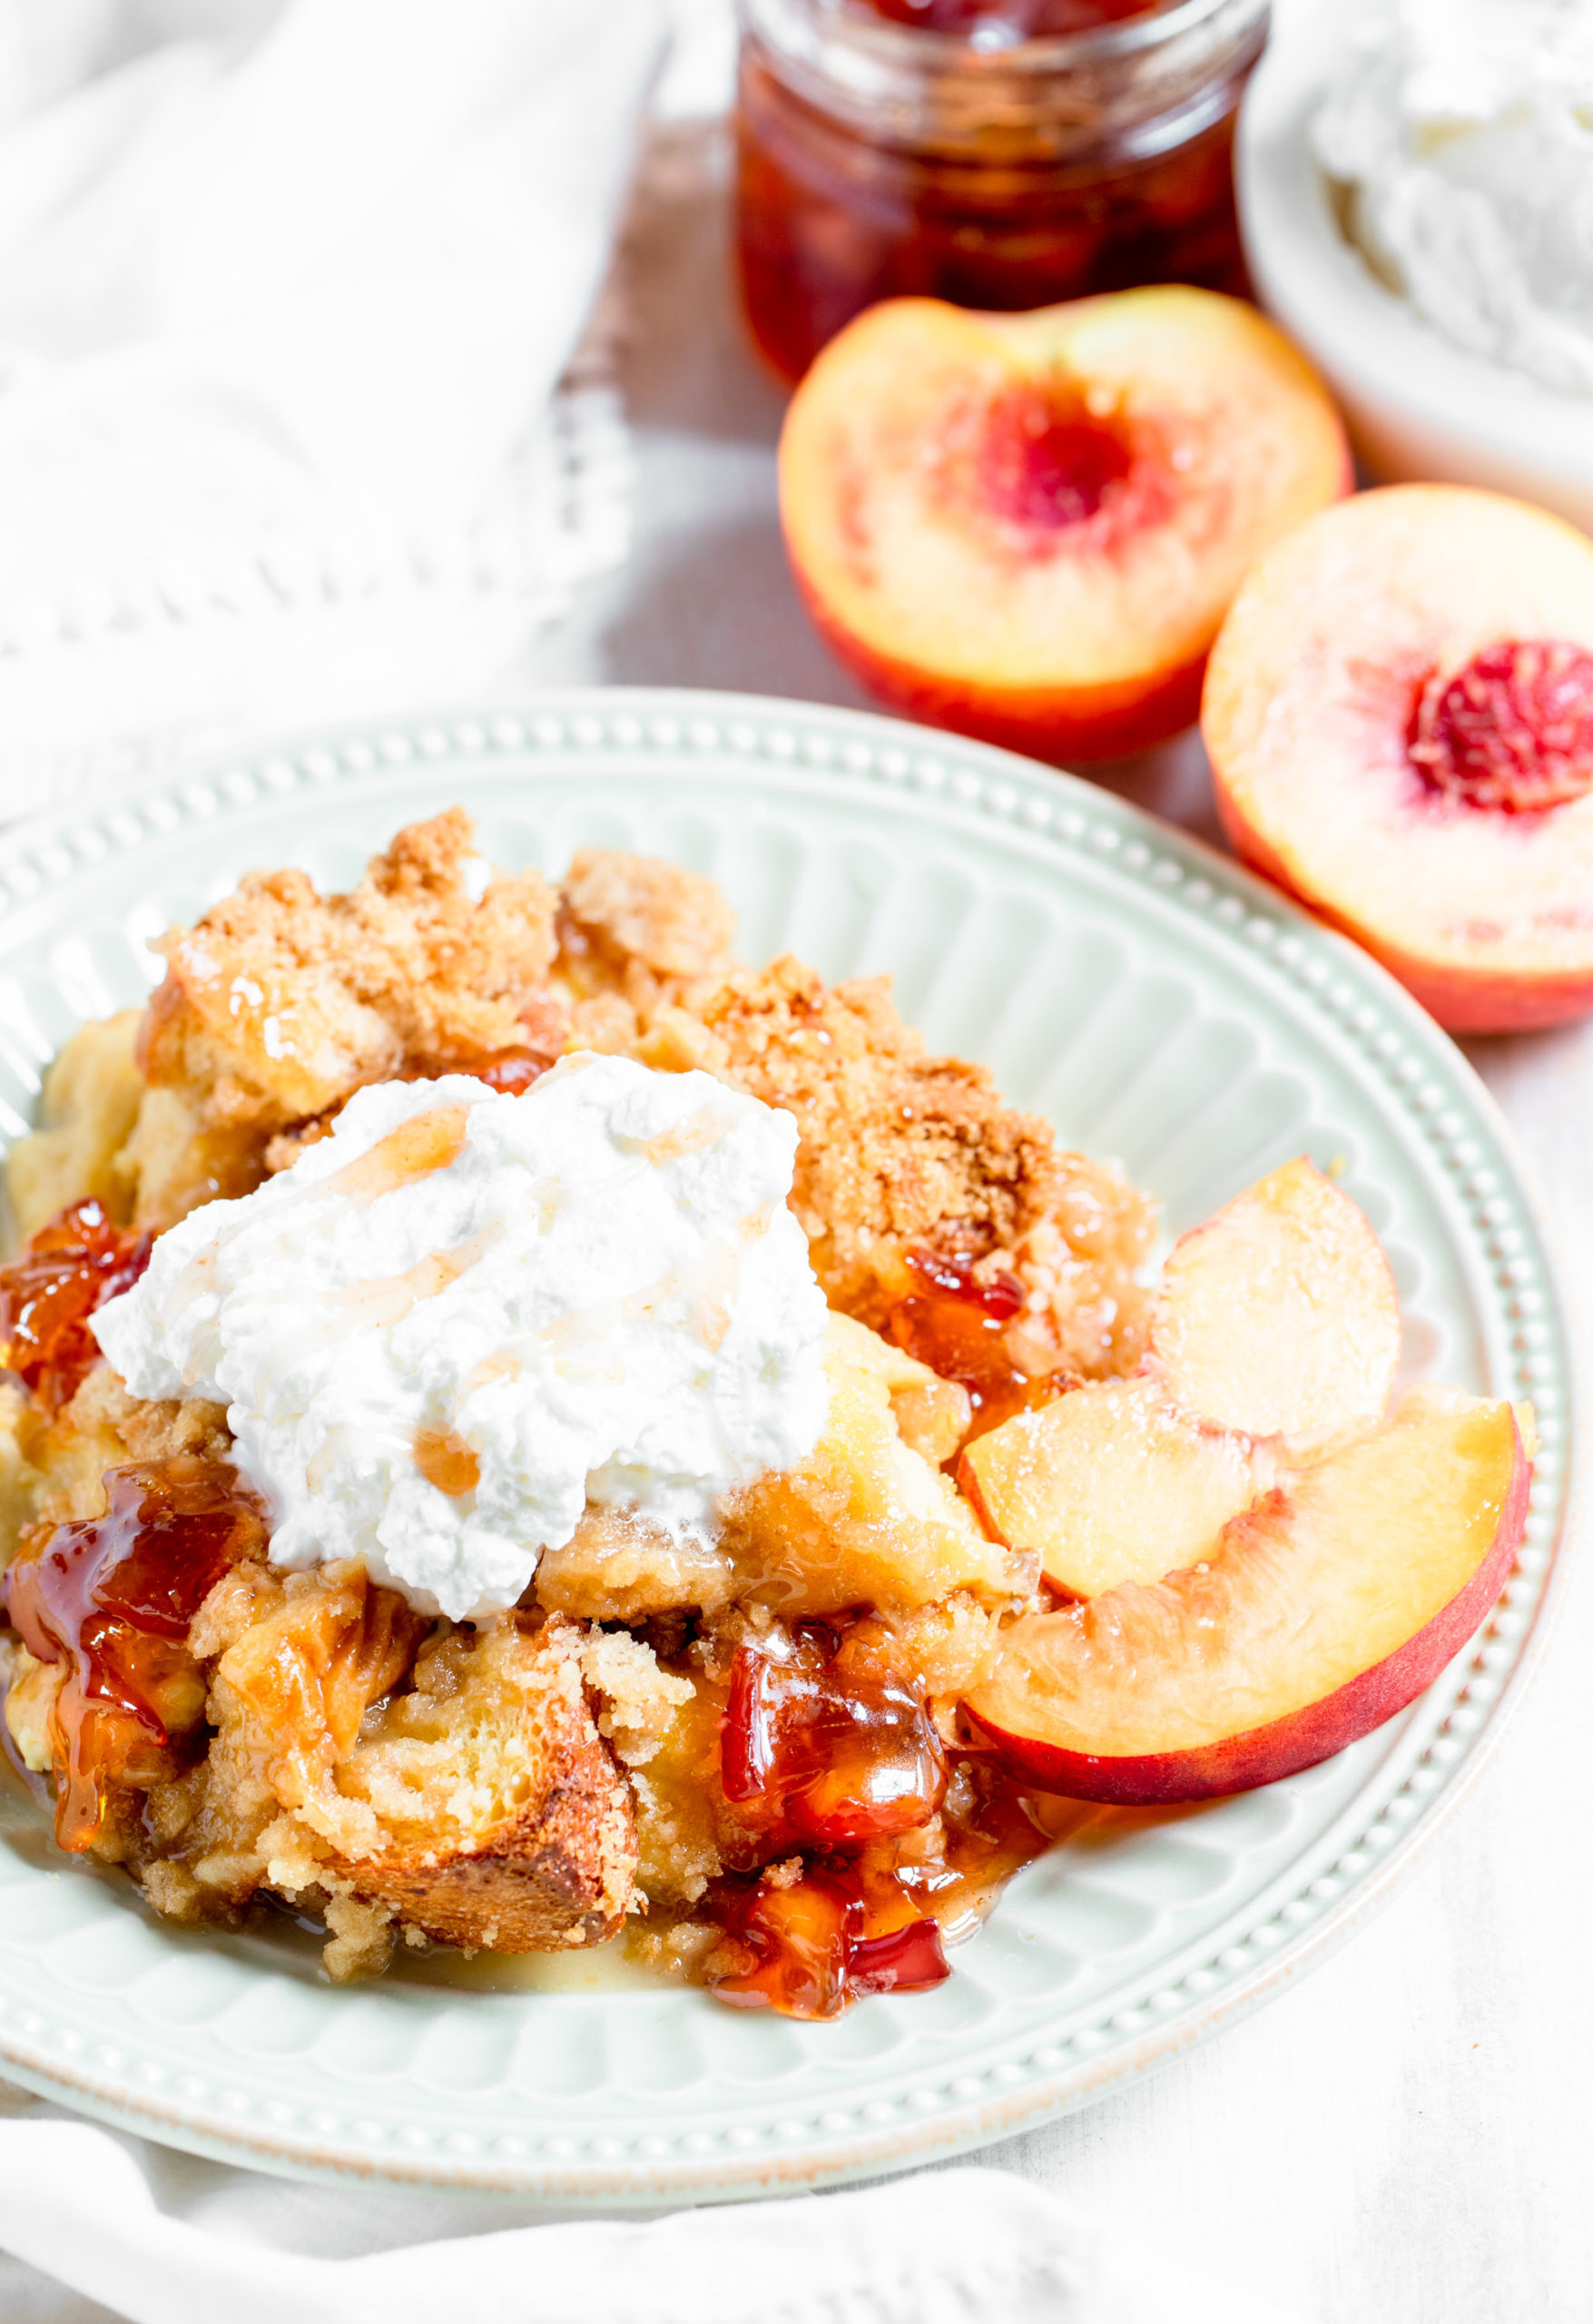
[0,814,1528,2014]
[0,814,1155,2003]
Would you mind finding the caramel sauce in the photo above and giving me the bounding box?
[327,1104,469,1201]
[0,1200,152,1413]
[412,1428,481,1498]
[638,1109,725,1166]
[704,1766,1048,2017]
[722,1625,947,1849]
[331,1227,497,1334]
[405,1047,554,1098]
[886,1247,1064,1443]
[1,1457,269,1851]
[705,1618,1047,2015]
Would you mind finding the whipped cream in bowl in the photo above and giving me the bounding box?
[92,1054,831,1620]
[1237,0,1593,531]
[1314,0,1593,399]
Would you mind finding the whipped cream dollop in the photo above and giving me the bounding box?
[92,1056,830,1621]
[1315,0,1593,396]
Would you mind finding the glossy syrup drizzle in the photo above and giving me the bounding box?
[722,1623,948,1850]
[407,1046,554,1098]
[886,1248,1065,1443]
[0,1200,152,1412]
[2,1457,269,1850]
[705,1619,1047,2016]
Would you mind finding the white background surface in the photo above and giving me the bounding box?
[1,107,1588,2324]
[517,127,1591,2324]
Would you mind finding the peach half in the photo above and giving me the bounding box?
[778,288,1350,763]
[959,1158,1399,1601]
[1204,486,1593,1033]
[967,1390,1529,1804]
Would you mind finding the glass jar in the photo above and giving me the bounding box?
[735,0,1270,383]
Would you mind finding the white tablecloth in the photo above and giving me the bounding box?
[2,107,1589,2324]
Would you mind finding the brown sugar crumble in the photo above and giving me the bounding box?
[0,811,1155,2012]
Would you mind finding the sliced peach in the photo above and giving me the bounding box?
[959,1375,1264,1600]
[779,287,1350,763]
[1204,485,1593,1033]
[959,1158,1398,1596]
[967,1390,1529,1803]
[1147,1158,1400,1443]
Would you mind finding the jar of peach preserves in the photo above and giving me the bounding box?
[735,0,1270,382]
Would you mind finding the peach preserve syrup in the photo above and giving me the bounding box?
[736,0,1269,381]
[705,1616,1049,2016]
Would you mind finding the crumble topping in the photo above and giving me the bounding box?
[124,808,564,1226]
[0,812,1155,1997]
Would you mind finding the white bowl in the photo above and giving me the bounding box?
[1236,1,1593,534]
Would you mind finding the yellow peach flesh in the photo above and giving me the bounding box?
[1148,1157,1401,1443]
[969,1392,1526,1777]
[1204,486,1593,1030]
[780,288,1350,760]
[959,1374,1262,1600]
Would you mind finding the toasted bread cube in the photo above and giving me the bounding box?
[341,1618,637,1950]
[214,1581,636,1955]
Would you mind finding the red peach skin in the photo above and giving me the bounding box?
[967,1393,1529,1803]
[781,288,1350,764]
[1204,486,1593,1033]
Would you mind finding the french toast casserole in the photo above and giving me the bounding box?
[4,806,1512,2018]
[0,810,1155,2014]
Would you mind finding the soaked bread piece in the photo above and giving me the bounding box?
[11,1546,642,1974]
[245,1603,637,1957]
[22,1364,231,1534]
[535,1504,742,1624]
[120,811,562,1226]
[720,1314,1020,1617]
[0,1381,44,1551]
[0,813,1161,1988]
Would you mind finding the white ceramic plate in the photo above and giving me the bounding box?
[0,691,1572,2201]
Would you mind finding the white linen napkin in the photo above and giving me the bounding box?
[0,2098,1306,2324]
[0,0,665,812]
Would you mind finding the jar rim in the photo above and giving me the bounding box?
[739,0,1269,78]
[738,0,1270,153]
